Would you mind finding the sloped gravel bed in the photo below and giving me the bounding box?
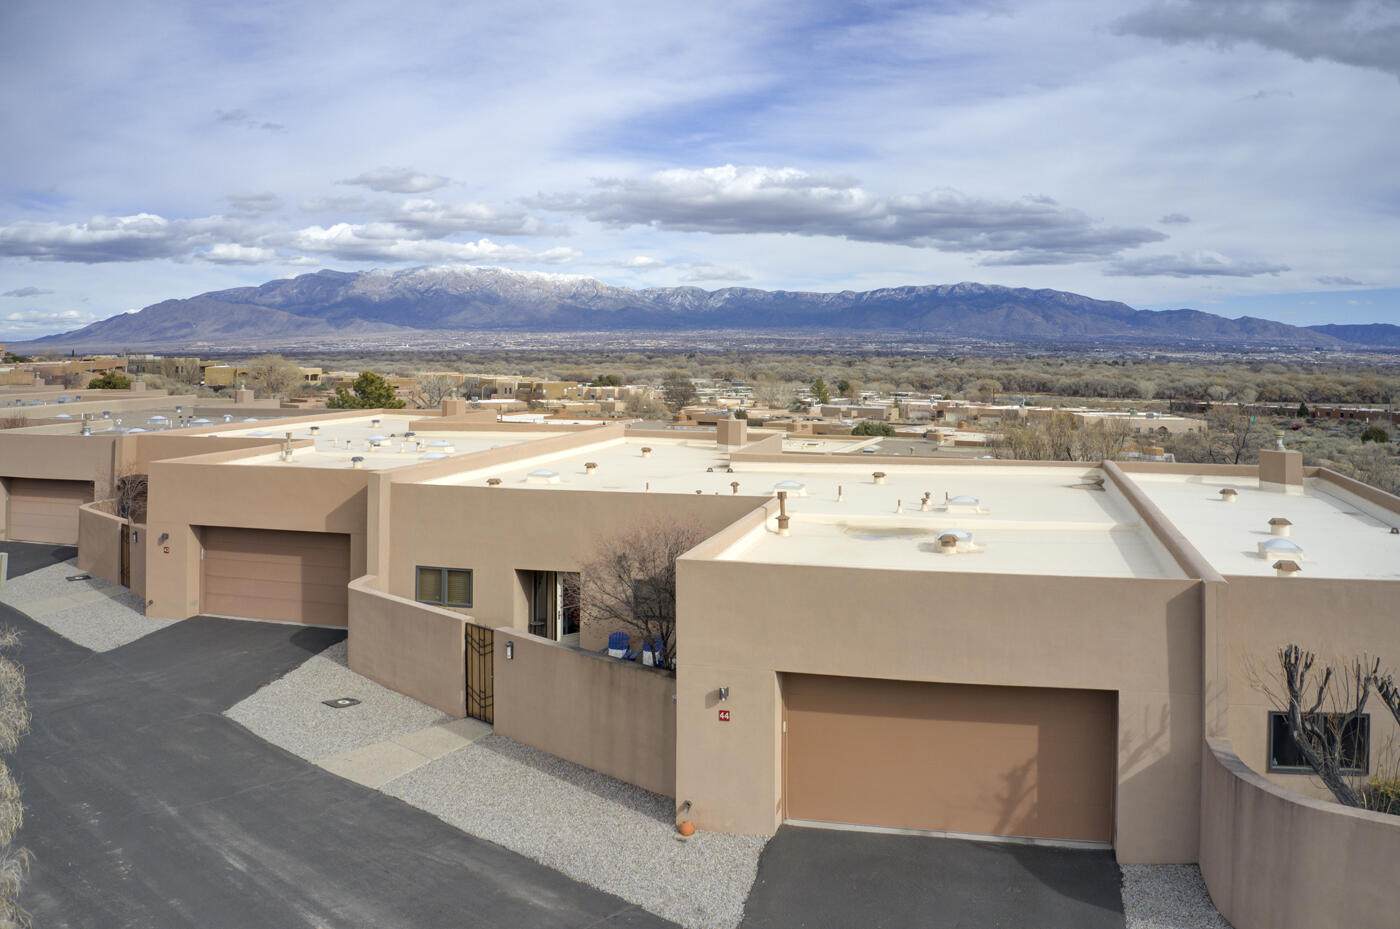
[0,559,173,651]
[224,640,450,759]
[384,734,766,929]
[1123,864,1232,929]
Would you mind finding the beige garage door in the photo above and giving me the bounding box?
[6,478,94,544]
[202,527,351,626]
[783,675,1115,844]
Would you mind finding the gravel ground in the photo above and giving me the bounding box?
[385,735,766,929]
[1123,865,1232,929]
[0,559,174,651]
[224,640,451,760]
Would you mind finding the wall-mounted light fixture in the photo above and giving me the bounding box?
[718,686,729,702]
[505,641,514,660]
[158,532,169,544]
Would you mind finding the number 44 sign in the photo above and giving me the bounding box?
[718,709,731,722]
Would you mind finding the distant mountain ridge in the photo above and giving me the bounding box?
[14,265,1395,350]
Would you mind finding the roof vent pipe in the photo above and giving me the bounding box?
[776,490,790,536]
[585,462,598,475]
[896,500,903,514]
[1273,559,1301,577]
[873,472,886,485]
[1219,488,1238,503]
[371,418,381,427]
[921,492,932,512]
[310,425,320,435]
[837,485,844,503]
[641,446,652,458]
[937,533,959,555]
[1269,517,1292,537]
[731,481,740,494]
[350,456,364,469]
[487,478,502,486]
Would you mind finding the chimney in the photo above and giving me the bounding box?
[716,418,748,448]
[1258,448,1304,495]
[441,398,467,417]
[1269,517,1292,537]
[233,387,253,404]
[776,491,791,536]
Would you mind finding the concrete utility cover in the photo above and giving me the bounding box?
[739,825,1125,929]
[8,604,675,929]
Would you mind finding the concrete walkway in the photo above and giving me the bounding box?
[316,716,493,788]
[7,606,674,928]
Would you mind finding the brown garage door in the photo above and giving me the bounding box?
[6,478,94,544]
[202,527,351,626]
[783,675,1115,844]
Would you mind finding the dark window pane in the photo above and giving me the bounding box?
[446,570,472,607]
[1269,712,1369,774]
[417,567,444,604]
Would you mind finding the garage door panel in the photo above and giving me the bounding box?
[784,675,1115,844]
[201,527,350,626]
[7,479,93,544]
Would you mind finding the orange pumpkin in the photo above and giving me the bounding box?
[677,820,696,836]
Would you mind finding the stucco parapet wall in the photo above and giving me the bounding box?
[1309,466,1400,518]
[1200,736,1400,929]
[77,500,125,586]
[347,574,469,717]
[1116,461,1258,478]
[1103,460,1224,582]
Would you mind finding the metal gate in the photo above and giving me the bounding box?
[119,524,132,588]
[465,622,494,724]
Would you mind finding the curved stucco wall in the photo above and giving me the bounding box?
[1200,736,1400,929]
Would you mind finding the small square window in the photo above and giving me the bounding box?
[1268,711,1369,775]
[416,566,472,608]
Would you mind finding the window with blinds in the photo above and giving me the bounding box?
[416,566,472,607]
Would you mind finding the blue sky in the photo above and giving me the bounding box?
[2,0,1398,339]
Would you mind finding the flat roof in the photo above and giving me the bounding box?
[213,413,579,471]
[1129,473,1400,581]
[423,439,1183,578]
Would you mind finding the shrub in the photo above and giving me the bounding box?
[87,371,131,390]
[1360,425,1390,444]
[852,421,896,437]
[1363,777,1400,815]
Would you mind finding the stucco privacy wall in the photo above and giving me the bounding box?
[77,501,122,585]
[347,576,468,717]
[675,555,1204,862]
[494,628,677,797]
[1200,737,1400,929]
[1222,574,1400,802]
[383,483,762,640]
[145,441,368,620]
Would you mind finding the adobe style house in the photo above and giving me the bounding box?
[3,405,1398,929]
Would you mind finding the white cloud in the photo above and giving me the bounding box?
[678,262,752,283]
[340,167,452,194]
[227,192,282,216]
[535,165,1166,264]
[282,224,579,264]
[1105,251,1290,278]
[196,244,280,264]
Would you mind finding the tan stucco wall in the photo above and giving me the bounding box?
[347,576,467,717]
[675,556,1204,862]
[494,628,677,797]
[1223,575,1400,801]
[77,502,123,585]
[384,483,762,641]
[145,449,368,620]
[1200,737,1400,929]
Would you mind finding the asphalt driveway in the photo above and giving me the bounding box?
[1,541,78,581]
[739,825,1125,929]
[4,570,673,928]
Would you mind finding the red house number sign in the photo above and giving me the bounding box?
[718,709,731,722]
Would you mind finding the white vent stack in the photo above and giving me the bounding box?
[1269,517,1292,537]
[371,418,381,428]
[350,456,365,469]
[836,485,844,503]
[310,425,320,435]
[641,446,653,459]
[872,471,886,485]
[487,477,502,486]
[1273,559,1302,577]
[921,492,932,512]
[585,461,598,475]
[1219,488,1238,503]
[776,490,791,536]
